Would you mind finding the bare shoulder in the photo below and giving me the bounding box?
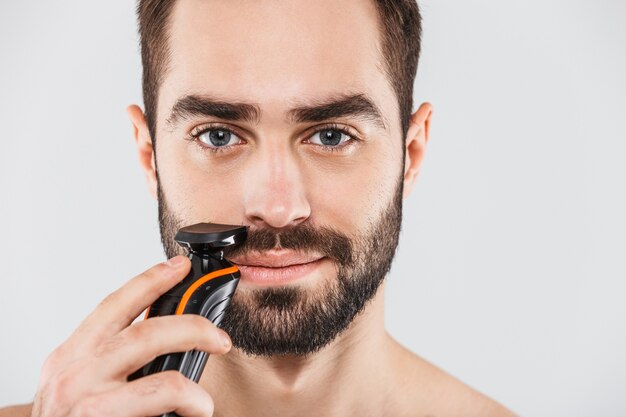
[387,338,518,417]
[0,403,33,417]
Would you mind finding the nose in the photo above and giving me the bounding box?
[242,142,311,230]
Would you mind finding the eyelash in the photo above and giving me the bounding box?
[187,123,360,154]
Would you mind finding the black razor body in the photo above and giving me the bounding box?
[130,254,239,381]
[128,223,247,417]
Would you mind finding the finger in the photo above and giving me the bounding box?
[70,370,214,417]
[74,256,191,342]
[94,314,232,379]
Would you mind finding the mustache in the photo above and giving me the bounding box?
[222,223,354,266]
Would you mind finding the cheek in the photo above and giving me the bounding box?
[305,141,401,234]
[156,140,245,223]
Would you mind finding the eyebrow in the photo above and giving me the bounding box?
[165,92,387,131]
[165,96,261,128]
[287,93,387,130]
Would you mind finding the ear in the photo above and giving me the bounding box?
[127,104,158,200]
[402,102,433,199]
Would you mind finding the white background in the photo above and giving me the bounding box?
[1,1,625,416]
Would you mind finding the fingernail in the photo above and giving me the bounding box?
[167,256,186,267]
[218,329,231,349]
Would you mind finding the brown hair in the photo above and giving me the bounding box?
[136,0,422,151]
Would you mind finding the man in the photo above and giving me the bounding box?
[1,0,517,416]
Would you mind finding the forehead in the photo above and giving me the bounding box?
[160,0,394,125]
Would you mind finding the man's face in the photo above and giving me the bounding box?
[154,0,405,356]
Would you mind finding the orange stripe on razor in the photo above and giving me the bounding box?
[175,266,239,315]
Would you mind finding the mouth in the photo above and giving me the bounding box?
[230,250,326,285]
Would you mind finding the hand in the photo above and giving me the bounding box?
[30,255,232,417]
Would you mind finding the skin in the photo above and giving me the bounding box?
[1,0,518,416]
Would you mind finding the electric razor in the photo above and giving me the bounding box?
[128,222,247,404]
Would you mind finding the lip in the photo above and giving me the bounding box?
[230,250,324,268]
[230,250,325,285]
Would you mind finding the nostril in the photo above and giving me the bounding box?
[245,204,310,230]
[243,180,311,229]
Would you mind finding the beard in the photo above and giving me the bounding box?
[156,171,403,358]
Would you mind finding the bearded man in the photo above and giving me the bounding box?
[1,1,517,416]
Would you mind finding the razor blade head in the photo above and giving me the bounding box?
[174,222,248,254]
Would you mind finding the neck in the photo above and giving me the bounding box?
[200,281,392,417]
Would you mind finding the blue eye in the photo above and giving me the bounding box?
[310,129,352,147]
[197,128,242,148]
